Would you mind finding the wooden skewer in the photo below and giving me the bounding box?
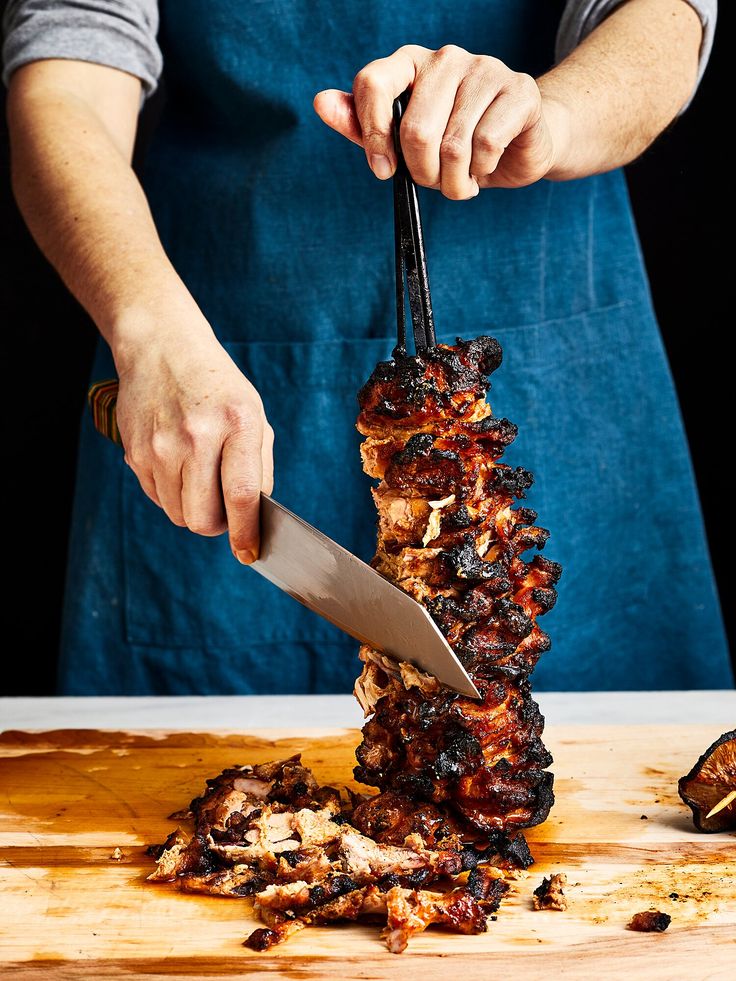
[705,789,736,819]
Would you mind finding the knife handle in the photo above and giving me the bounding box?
[88,379,122,446]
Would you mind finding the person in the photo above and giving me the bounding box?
[2,0,731,694]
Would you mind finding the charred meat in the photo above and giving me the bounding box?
[627,910,672,932]
[532,872,568,911]
[148,755,509,952]
[354,338,559,853]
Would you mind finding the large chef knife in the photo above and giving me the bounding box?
[254,495,480,698]
[87,381,480,698]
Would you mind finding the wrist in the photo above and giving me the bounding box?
[109,294,216,375]
[538,90,575,181]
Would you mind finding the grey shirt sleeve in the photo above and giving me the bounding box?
[557,0,717,109]
[2,0,162,100]
[2,1,715,109]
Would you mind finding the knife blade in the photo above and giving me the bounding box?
[84,382,478,697]
[253,496,480,699]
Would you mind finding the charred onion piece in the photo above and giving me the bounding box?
[678,730,736,833]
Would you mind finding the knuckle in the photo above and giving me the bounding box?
[225,479,260,507]
[150,430,172,463]
[224,402,260,436]
[435,43,464,61]
[123,446,141,471]
[362,127,390,148]
[123,436,149,472]
[353,66,381,97]
[440,135,466,162]
[475,132,502,156]
[513,72,539,101]
[401,121,433,150]
[188,517,226,537]
[396,43,425,57]
[181,416,215,447]
[411,173,438,189]
[477,52,502,69]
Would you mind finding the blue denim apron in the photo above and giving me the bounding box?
[59,0,732,693]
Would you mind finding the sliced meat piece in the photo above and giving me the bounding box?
[244,905,307,950]
[532,872,568,911]
[255,873,360,913]
[351,789,462,847]
[146,829,190,882]
[292,806,343,847]
[276,847,334,883]
[382,885,489,954]
[337,828,461,883]
[178,864,272,897]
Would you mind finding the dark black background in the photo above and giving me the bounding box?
[1,13,732,694]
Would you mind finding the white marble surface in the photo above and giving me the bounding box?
[0,691,733,731]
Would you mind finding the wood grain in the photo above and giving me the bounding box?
[0,724,734,979]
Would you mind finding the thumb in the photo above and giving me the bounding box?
[313,89,364,147]
[221,429,263,565]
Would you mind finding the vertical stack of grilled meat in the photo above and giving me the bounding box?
[351,336,560,861]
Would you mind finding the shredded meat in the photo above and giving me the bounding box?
[532,873,568,911]
[148,755,510,951]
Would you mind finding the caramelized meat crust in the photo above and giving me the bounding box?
[353,338,559,851]
[148,757,510,953]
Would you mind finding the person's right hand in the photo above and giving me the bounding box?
[114,328,274,564]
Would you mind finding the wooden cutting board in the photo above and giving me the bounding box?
[0,724,734,979]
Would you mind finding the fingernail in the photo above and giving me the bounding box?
[234,548,256,565]
[370,154,393,180]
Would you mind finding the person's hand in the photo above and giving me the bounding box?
[114,327,274,564]
[314,44,570,199]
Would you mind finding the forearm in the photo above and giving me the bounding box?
[540,0,703,179]
[6,62,213,368]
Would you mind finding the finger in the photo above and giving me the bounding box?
[151,460,186,527]
[313,89,363,146]
[400,45,467,188]
[261,422,275,496]
[125,453,161,508]
[438,69,501,199]
[352,46,422,179]
[221,430,263,564]
[181,448,227,537]
[480,112,551,188]
[471,79,540,185]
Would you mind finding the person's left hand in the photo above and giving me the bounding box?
[314,44,569,200]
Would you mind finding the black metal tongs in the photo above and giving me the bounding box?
[392,93,436,356]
